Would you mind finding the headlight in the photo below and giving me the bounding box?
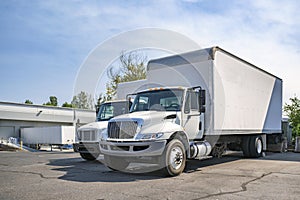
[135,132,164,140]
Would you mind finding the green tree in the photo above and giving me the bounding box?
[25,99,33,104]
[106,51,147,100]
[95,93,106,113]
[71,91,94,110]
[43,96,58,106]
[284,96,300,138]
[62,102,73,108]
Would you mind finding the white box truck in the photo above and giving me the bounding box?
[74,100,128,160]
[74,80,147,161]
[21,126,75,149]
[99,46,282,176]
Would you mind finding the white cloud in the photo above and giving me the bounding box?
[72,0,300,103]
[2,0,300,104]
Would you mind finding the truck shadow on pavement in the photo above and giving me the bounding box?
[47,157,166,182]
[46,153,244,183]
[47,152,299,183]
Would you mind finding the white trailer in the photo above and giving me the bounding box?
[116,79,148,99]
[146,47,282,136]
[21,126,75,147]
[99,46,283,176]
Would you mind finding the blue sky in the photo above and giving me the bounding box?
[0,0,300,105]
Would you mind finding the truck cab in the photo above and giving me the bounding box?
[74,100,128,160]
[100,87,208,175]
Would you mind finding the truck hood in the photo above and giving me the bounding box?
[110,111,178,131]
[78,121,108,131]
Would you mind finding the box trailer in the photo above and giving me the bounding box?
[145,47,282,136]
[116,79,148,99]
[21,126,75,147]
[99,46,283,176]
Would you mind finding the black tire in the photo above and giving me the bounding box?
[80,152,99,161]
[160,139,186,177]
[249,135,263,158]
[242,136,251,157]
[104,155,130,171]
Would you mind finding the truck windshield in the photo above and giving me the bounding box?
[97,102,127,121]
[130,89,184,112]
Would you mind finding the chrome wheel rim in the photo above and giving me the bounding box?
[169,146,183,170]
[256,138,262,154]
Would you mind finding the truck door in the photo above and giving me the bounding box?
[182,90,204,140]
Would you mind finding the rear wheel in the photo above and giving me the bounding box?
[242,136,251,157]
[104,155,130,171]
[249,135,263,158]
[160,139,186,177]
[242,135,263,158]
[80,152,99,161]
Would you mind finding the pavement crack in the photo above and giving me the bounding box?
[192,172,272,200]
[199,171,258,178]
[240,172,272,191]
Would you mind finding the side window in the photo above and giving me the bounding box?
[101,105,114,120]
[191,91,199,110]
[100,106,106,119]
[184,92,190,114]
[184,91,198,113]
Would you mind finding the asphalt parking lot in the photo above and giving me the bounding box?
[0,151,299,200]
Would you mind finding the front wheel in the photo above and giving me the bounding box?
[160,139,186,177]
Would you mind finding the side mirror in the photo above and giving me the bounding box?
[126,94,136,113]
[198,90,206,113]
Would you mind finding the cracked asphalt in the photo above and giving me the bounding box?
[0,151,299,200]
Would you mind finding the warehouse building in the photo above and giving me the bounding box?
[0,101,96,140]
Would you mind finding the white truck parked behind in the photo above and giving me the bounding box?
[74,100,128,160]
[74,80,147,161]
[99,46,282,176]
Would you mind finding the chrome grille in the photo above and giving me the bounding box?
[79,130,97,141]
[108,121,138,139]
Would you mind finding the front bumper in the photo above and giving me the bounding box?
[73,142,100,154]
[99,140,167,157]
